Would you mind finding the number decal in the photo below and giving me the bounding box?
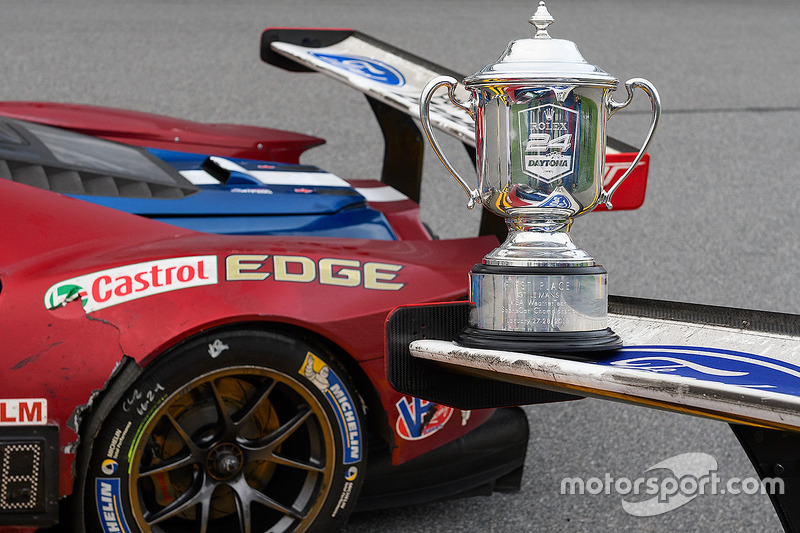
[525,133,572,153]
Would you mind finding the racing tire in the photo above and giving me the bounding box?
[81,329,366,533]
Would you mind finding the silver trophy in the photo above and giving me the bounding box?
[420,1,660,355]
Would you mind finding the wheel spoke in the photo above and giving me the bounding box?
[143,472,213,526]
[197,498,210,533]
[268,453,325,473]
[209,379,236,439]
[232,477,252,533]
[241,407,313,462]
[164,413,202,456]
[230,476,305,525]
[138,450,196,478]
[268,406,313,446]
[232,378,276,430]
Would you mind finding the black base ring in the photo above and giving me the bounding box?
[454,326,622,362]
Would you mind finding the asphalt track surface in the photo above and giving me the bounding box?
[2,1,797,531]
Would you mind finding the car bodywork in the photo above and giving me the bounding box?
[0,112,405,241]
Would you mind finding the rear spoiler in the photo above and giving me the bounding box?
[261,28,650,239]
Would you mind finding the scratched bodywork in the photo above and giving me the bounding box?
[403,300,800,430]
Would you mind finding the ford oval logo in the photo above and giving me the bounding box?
[609,345,800,392]
[310,53,405,86]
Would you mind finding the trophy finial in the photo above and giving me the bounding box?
[529,1,554,39]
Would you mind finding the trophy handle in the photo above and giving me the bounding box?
[601,78,661,210]
[419,76,481,209]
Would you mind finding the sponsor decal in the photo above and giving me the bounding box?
[332,467,359,518]
[230,187,273,194]
[44,256,218,313]
[608,345,800,391]
[0,399,46,425]
[331,479,355,518]
[271,41,474,138]
[226,254,405,290]
[45,283,88,309]
[395,397,453,441]
[309,52,405,86]
[519,104,578,184]
[105,422,132,461]
[96,478,132,533]
[299,353,362,465]
[101,459,119,476]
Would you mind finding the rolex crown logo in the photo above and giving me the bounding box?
[543,107,554,122]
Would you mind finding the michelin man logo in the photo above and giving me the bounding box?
[298,352,362,464]
[304,358,330,392]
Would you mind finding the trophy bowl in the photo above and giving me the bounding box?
[420,1,660,357]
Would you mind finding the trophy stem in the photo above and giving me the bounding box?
[485,213,595,268]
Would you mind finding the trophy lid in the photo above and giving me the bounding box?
[464,2,618,88]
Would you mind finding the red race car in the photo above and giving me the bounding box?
[2,176,527,533]
[0,28,648,533]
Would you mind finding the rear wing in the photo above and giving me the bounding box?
[261,28,649,239]
[385,299,800,530]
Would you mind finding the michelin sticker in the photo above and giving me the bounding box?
[300,352,362,464]
[101,459,119,476]
[96,478,131,533]
[44,256,218,313]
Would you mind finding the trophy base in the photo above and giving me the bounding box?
[469,263,611,332]
[465,262,621,360]
[455,326,622,361]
